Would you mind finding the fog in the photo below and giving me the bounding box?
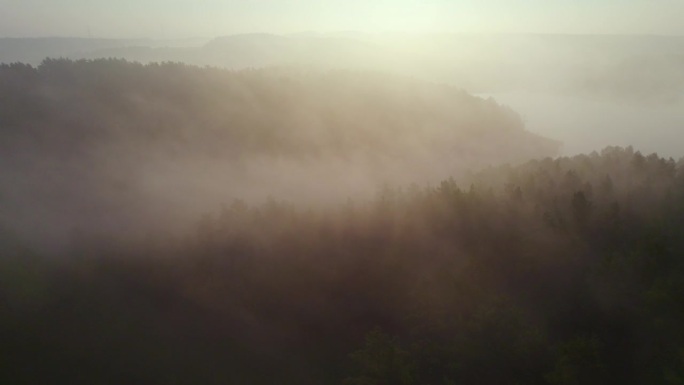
[2,34,682,164]
[3,3,684,384]
[3,1,684,37]
[0,36,681,302]
[0,60,558,250]
[481,91,684,157]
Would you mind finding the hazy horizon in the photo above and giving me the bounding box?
[3,31,684,40]
[2,0,684,38]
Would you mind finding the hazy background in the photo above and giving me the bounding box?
[3,1,683,157]
[1,0,683,242]
[2,33,683,157]
[2,0,684,37]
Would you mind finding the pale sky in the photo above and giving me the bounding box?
[1,0,682,38]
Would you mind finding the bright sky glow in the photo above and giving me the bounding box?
[1,0,682,38]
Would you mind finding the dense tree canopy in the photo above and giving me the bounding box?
[2,146,684,384]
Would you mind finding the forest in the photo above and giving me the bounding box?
[1,60,684,384]
[0,59,556,250]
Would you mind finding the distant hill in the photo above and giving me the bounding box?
[2,34,683,101]
[0,37,208,65]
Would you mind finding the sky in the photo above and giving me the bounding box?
[1,0,683,38]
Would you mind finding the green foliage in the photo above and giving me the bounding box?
[3,146,684,385]
[546,336,606,385]
[346,329,415,385]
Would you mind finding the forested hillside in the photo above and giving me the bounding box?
[3,146,684,384]
[0,59,557,248]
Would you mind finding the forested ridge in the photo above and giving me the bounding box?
[3,35,684,103]
[1,59,683,384]
[3,145,684,384]
[0,58,553,160]
[0,59,556,248]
